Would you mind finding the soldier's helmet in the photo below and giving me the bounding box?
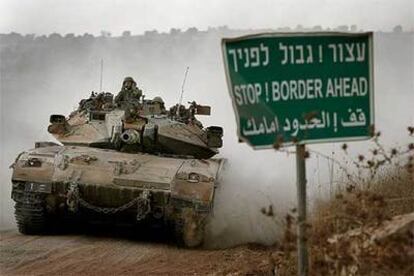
[122,76,136,89]
[123,76,135,84]
[152,96,164,104]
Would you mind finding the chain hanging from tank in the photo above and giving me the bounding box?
[65,182,151,221]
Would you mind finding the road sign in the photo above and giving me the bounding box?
[222,32,374,148]
[222,32,375,276]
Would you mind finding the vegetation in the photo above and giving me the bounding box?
[270,127,414,275]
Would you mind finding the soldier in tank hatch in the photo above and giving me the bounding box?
[114,76,143,106]
[115,76,143,119]
[152,96,166,114]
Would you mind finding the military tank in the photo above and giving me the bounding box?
[10,87,224,247]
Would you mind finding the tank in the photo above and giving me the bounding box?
[10,90,225,247]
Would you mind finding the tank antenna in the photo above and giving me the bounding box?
[177,66,189,117]
[99,58,104,92]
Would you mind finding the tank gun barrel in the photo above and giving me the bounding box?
[120,129,141,144]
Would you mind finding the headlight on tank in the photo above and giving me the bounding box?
[176,172,212,183]
[187,173,200,183]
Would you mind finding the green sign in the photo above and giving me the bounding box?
[222,32,374,148]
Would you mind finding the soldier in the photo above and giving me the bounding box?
[114,77,143,120]
[152,96,166,114]
[114,77,143,106]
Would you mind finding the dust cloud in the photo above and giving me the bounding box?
[1,29,413,247]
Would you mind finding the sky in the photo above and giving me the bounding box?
[0,0,413,35]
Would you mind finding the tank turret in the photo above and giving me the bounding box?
[48,92,223,159]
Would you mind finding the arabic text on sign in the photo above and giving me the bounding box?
[242,109,367,138]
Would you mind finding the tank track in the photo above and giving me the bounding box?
[14,192,48,235]
[173,208,206,248]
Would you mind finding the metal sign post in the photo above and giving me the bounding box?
[296,144,308,276]
[221,32,374,275]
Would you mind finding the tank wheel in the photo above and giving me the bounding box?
[14,194,48,235]
[174,208,206,248]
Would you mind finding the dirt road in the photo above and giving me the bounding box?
[0,229,275,275]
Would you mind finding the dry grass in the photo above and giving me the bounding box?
[309,170,414,275]
[271,170,413,275]
[272,128,414,275]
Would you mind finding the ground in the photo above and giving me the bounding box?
[0,229,275,276]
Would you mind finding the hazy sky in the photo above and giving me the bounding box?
[1,0,413,35]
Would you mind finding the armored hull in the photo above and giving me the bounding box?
[11,144,224,247]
